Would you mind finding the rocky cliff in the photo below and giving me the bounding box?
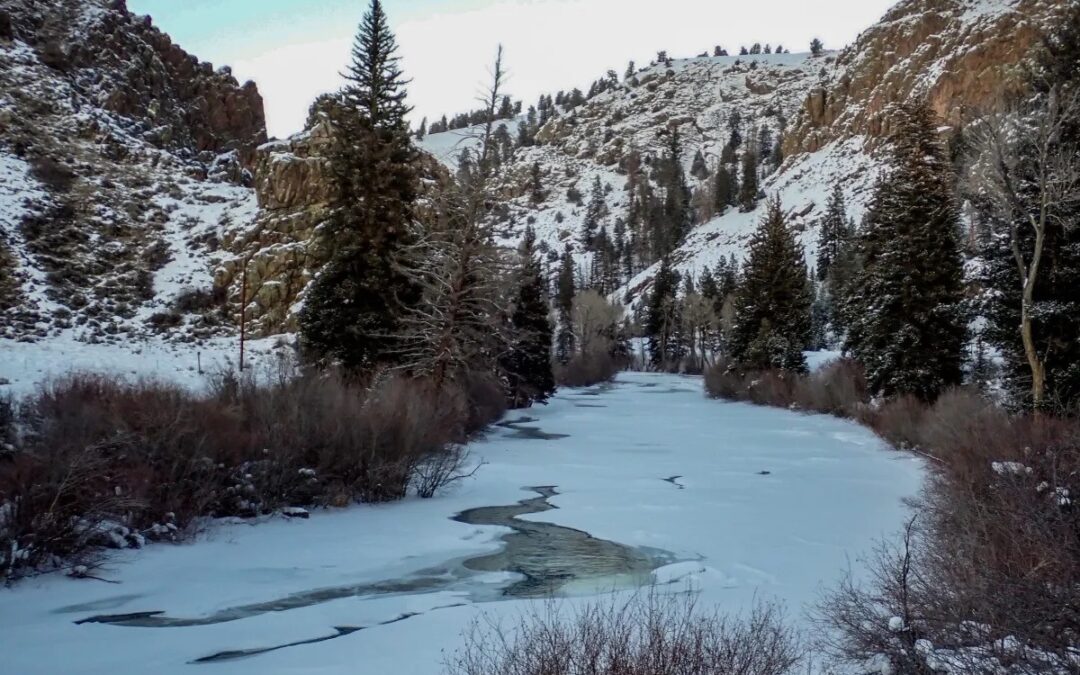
[786,0,1066,155]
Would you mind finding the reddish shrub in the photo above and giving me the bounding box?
[793,358,868,417]
[555,351,619,388]
[448,592,803,675]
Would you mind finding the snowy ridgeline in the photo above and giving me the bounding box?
[0,372,924,675]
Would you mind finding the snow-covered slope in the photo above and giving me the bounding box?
[0,0,1067,391]
[0,0,296,387]
[421,52,827,294]
[419,0,1063,305]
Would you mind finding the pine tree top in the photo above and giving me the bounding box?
[344,0,412,129]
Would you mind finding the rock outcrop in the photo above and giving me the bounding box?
[0,0,263,343]
[0,0,266,166]
[785,0,1065,154]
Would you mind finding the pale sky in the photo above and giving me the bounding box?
[127,0,897,139]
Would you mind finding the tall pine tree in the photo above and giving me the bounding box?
[555,245,577,364]
[816,183,848,282]
[729,196,813,372]
[645,257,683,370]
[844,101,966,400]
[300,0,418,371]
[502,227,556,407]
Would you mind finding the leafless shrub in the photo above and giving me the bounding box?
[1,365,488,579]
[0,443,137,579]
[28,156,75,193]
[704,358,749,400]
[446,592,803,675]
[860,395,926,449]
[555,351,618,388]
[793,358,868,417]
[461,370,509,436]
[413,445,480,499]
[746,371,796,407]
[813,517,939,675]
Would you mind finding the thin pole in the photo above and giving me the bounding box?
[239,262,247,372]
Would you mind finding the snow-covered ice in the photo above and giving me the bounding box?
[0,372,924,674]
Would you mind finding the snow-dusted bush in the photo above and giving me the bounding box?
[816,408,1080,674]
[447,592,803,675]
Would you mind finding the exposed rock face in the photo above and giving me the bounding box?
[214,122,338,336]
[0,0,266,165]
[785,0,1065,154]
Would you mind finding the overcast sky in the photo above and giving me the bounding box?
[127,0,897,139]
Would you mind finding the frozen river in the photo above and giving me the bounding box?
[0,372,923,674]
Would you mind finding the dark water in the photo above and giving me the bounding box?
[73,487,670,630]
[454,486,668,598]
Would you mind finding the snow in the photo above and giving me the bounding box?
[0,331,294,397]
[0,372,924,675]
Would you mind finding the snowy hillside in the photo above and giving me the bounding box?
[417,51,882,304]
[0,0,294,389]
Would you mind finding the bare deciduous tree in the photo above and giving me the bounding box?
[967,86,1080,408]
[398,47,513,388]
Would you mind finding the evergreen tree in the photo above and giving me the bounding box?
[581,175,607,248]
[845,101,966,400]
[300,0,418,372]
[712,163,734,215]
[690,149,709,179]
[729,196,813,371]
[810,38,824,57]
[656,127,692,255]
[555,245,577,363]
[503,227,556,407]
[645,257,682,370]
[738,147,760,212]
[816,183,848,281]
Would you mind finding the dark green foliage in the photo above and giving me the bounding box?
[555,245,576,364]
[816,184,849,282]
[738,148,759,212]
[729,197,813,372]
[653,127,692,256]
[690,149,709,179]
[712,163,734,214]
[844,101,966,401]
[581,175,607,248]
[645,257,683,370]
[299,0,419,372]
[502,228,556,407]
